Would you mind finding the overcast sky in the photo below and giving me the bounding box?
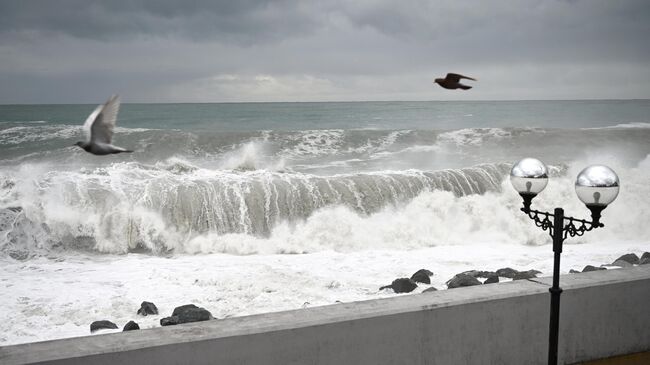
[1,0,649,103]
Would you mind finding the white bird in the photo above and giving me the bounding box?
[75,95,133,155]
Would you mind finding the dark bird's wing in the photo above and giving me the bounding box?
[446,73,476,82]
[83,95,120,144]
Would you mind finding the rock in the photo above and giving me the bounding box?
[513,270,539,280]
[178,308,213,323]
[380,278,418,293]
[90,320,118,333]
[446,273,481,289]
[160,316,180,326]
[170,304,213,324]
[123,321,140,331]
[614,253,639,265]
[569,269,580,274]
[410,269,433,284]
[639,252,650,265]
[495,268,519,278]
[611,259,633,268]
[172,304,199,317]
[484,275,499,284]
[422,287,438,293]
[461,270,497,279]
[582,265,606,272]
[137,301,158,316]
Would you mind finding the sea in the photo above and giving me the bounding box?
[1,100,649,345]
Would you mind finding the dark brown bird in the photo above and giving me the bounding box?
[434,73,476,90]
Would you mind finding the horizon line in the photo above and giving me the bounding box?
[1,97,649,106]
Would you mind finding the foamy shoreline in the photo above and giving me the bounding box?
[2,241,648,346]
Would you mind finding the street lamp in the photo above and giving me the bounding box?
[509,158,620,365]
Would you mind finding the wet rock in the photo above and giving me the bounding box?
[137,301,159,316]
[495,268,519,278]
[513,270,539,280]
[461,270,497,279]
[160,316,180,326]
[172,304,213,323]
[446,273,481,289]
[484,275,499,284]
[172,304,199,316]
[422,287,438,293]
[615,253,639,265]
[90,320,118,333]
[611,259,633,268]
[380,278,418,293]
[410,269,433,284]
[582,265,606,272]
[123,321,140,331]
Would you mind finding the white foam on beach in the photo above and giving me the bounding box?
[0,240,647,346]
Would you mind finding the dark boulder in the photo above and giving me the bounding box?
[582,265,606,272]
[639,252,650,265]
[171,304,213,324]
[495,268,519,278]
[172,304,199,316]
[513,270,539,280]
[446,273,481,289]
[422,287,438,293]
[569,269,580,274]
[90,320,118,333]
[380,278,418,293]
[611,259,633,268]
[123,321,140,331]
[160,316,180,326]
[615,253,639,265]
[410,269,433,284]
[137,301,158,316]
[461,270,497,279]
[484,275,499,284]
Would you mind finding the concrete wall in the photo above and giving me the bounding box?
[1,265,649,365]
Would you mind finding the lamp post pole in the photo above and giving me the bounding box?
[548,207,564,365]
[511,160,620,365]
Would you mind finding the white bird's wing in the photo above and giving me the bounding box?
[84,95,120,144]
[82,104,103,143]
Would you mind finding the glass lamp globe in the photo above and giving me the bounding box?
[510,158,549,195]
[575,165,619,206]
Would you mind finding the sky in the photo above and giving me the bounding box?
[0,0,649,104]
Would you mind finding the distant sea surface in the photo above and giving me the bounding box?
[1,100,649,345]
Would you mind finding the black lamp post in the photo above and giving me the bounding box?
[509,158,620,365]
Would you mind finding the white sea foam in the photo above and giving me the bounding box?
[0,125,153,145]
[582,122,650,130]
[437,128,512,146]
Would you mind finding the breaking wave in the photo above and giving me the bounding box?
[0,162,512,256]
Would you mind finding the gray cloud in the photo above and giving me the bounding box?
[0,0,322,44]
[0,0,649,103]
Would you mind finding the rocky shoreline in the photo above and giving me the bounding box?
[88,251,649,335]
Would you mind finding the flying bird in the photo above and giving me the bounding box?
[434,73,477,90]
[75,95,133,155]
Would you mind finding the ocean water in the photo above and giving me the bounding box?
[1,100,649,345]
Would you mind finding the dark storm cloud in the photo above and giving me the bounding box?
[0,0,649,103]
[0,0,321,44]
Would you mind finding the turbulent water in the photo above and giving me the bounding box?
[1,100,649,345]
